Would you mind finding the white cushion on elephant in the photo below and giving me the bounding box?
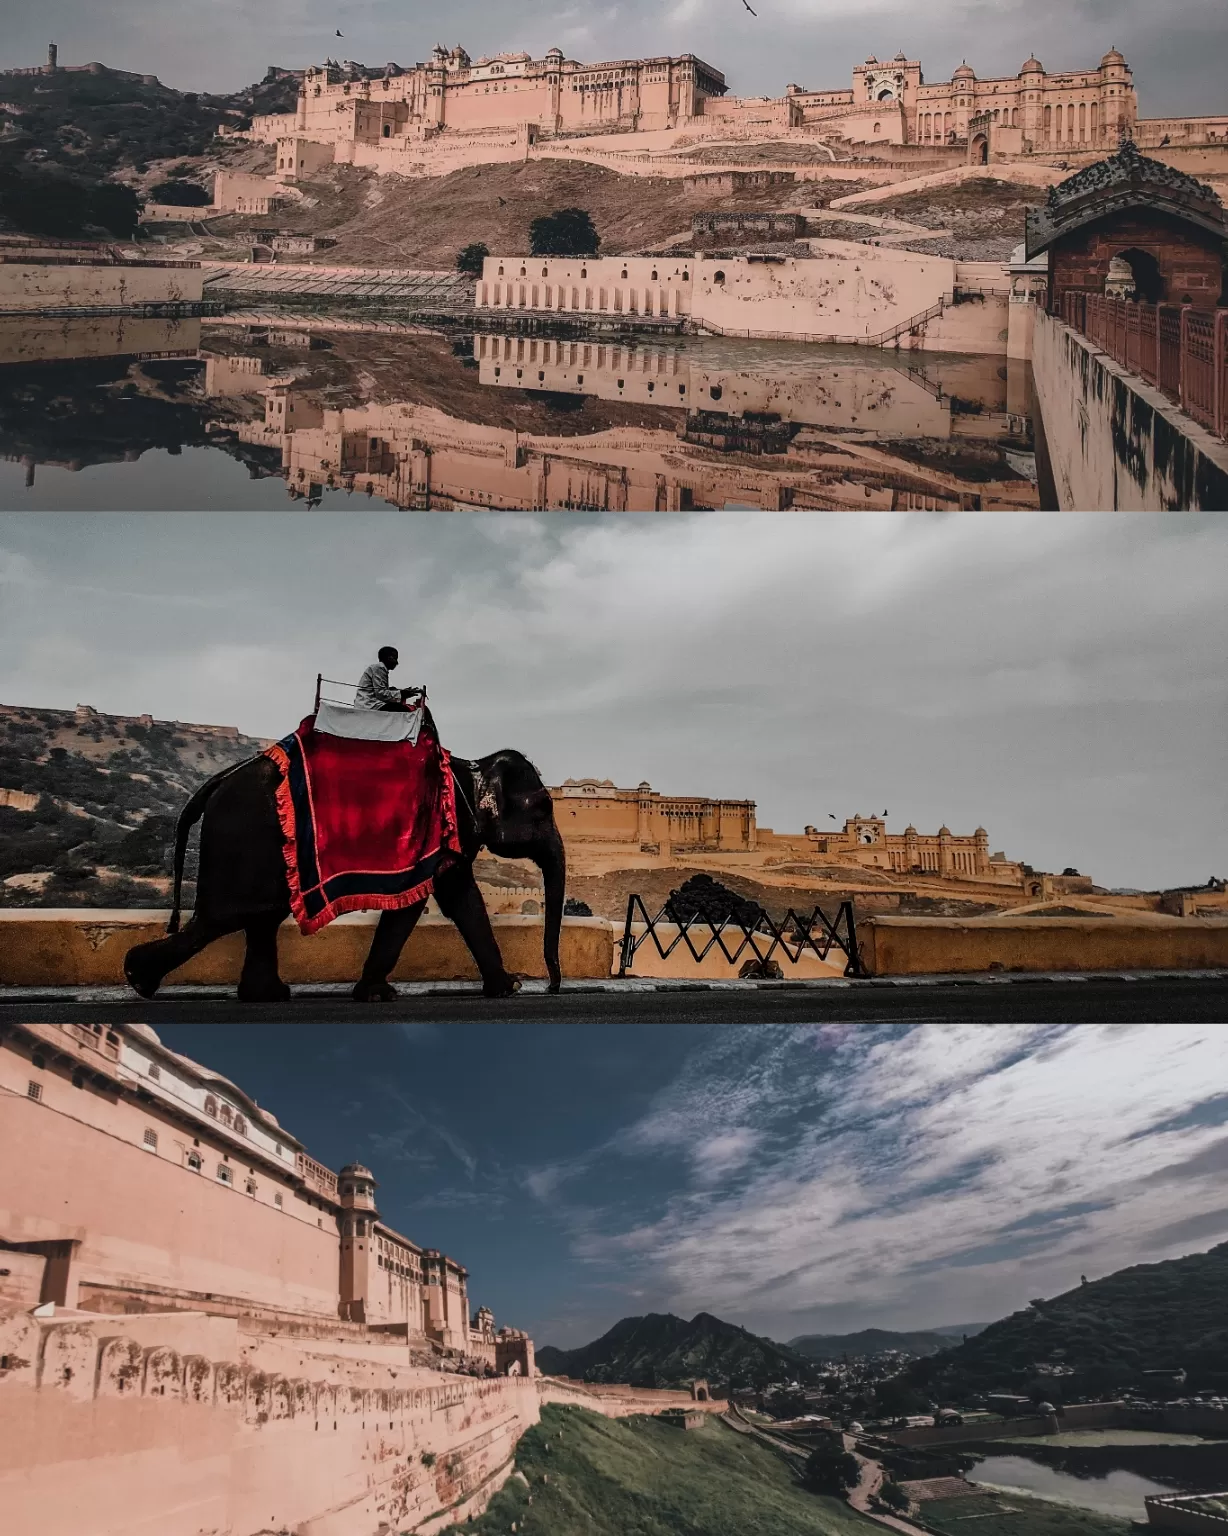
[315,701,423,745]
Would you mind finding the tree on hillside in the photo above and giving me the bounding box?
[879,1480,911,1512]
[0,167,141,238]
[148,180,211,206]
[802,1440,861,1497]
[529,207,599,256]
[455,241,489,275]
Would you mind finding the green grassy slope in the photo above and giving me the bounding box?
[449,1403,876,1536]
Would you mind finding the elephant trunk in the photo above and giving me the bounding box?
[534,831,566,994]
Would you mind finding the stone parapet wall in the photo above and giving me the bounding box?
[859,915,1228,975]
[0,261,204,313]
[0,1306,539,1536]
[0,910,616,987]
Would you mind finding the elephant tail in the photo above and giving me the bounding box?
[168,759,255,934]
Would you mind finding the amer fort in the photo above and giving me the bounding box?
[2,32,1228,506]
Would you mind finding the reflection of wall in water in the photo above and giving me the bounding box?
[477,333,961,438]
[0,315,200,367]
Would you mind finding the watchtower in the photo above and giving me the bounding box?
[337,1162,378,1323]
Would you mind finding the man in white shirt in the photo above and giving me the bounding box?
[354,647,423,711]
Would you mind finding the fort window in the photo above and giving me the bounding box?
[234,1114,247,1136]
[187,1151,202,1171]
[274,1193,283,1208]
[72,1072,84,1089]
[143,1128,158,1150]
[26,1080,42,1101]
[32,1052,45,1070]
[245,1179,258,1196]
[205,1095,218,1117]
[148,1063,160,1080]
[217,1165,232,1184]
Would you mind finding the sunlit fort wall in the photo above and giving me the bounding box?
[0,1018,530,1373]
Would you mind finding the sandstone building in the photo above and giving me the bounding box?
[0,1019,533,1374]
[552,778,1029,883]
[235,39,1228,180]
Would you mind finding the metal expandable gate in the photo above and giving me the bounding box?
[617,895,865,979]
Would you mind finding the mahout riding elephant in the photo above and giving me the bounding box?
[123,748,566,1002]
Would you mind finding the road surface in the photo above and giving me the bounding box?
[1,974,1224,1024]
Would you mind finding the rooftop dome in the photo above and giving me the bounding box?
[1020,56,1044,74]
[952,62,975,79]
[893,50,908,61]
[1101,46,1126,66]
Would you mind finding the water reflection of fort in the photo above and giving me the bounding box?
[0,316,1037,510]
[215,334,1036,511]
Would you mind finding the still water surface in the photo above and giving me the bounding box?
[971,1454,1171,1519]
[0,316,1037,511]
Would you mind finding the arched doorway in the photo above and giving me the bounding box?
[971,134,989,165]
[1108,247,1163,304]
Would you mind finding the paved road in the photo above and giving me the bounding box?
[2,975,1224,1024]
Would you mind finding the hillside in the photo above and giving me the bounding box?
[0,701,264,906]
[536,1312,816,1391]
[0,63,298,180]
[451,1401,876,1536]
[906,1241,1228,1399]
[789,1329,964,1361]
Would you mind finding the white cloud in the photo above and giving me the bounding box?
[562,1025,1228,1334]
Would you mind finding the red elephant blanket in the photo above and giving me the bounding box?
[264,715,463,936]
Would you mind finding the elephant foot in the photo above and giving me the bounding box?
[123,944,162,999]
[237,977,292,1003]
[482,974,522,999]
[352,979,398,1002]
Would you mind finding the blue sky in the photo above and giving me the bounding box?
[4,0,1226,118]
[157,1022,1228,1349]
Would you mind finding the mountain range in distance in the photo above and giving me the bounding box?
[536,1311,990,1390]
[787,1325,987,1360]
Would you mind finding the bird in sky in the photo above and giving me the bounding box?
[741,0,758,11]
[828,814,838,821]
[336,29,344,38]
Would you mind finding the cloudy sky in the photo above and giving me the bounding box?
[2,510,1225,891]
[3,0,1226,116]
[156,1021,1228,1348]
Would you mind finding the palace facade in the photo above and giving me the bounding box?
[551,778,1031,884]
[0,1020,533,1375]
[245,41,1164,172]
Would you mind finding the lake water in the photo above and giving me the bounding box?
[0,315,1037,512]
[971,1454,1172,1519]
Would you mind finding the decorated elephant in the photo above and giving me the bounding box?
[123,745,566,1002]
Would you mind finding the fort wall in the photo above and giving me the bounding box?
[1031,309,1228,510]
[0,1306,541,1536]
[0,260,203,314]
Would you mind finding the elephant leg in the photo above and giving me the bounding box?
[353,903,426,1002]
[238,915,291,1003]
[433,863,520,999]
[124,917,234,999]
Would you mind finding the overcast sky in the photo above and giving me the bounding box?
[3,0,1226,118]
[1,510,1224,892]
[158,1020,1228,1347]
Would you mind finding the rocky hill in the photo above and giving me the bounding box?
[905,1241,1228,1399]
[0,701,264,906]
[536,1311,817,1392]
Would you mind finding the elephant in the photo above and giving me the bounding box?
[123,746,566,1002]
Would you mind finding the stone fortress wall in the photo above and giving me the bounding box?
[0,1020,725,1536]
